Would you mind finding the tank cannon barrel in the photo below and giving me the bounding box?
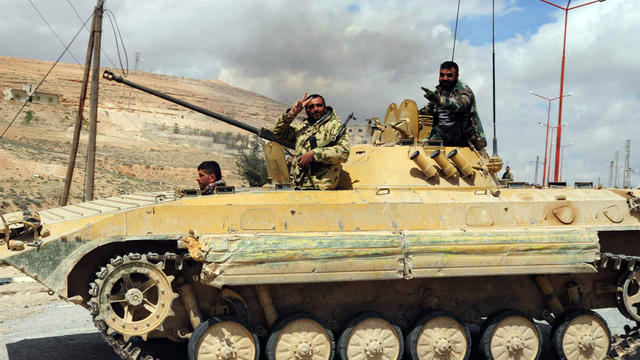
[102,70,294,149]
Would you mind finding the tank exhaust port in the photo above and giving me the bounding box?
[447,148,475,178]
[1,210,49,251]
[430,149,458,178]
[409,150,438,180]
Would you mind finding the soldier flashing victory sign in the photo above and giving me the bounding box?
[273,92,350,190]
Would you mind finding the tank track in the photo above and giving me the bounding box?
[599,252,640,360]
[88,251,640,360]
[607,325,640,359]
[98,332,154,360]
[89,251,183,360]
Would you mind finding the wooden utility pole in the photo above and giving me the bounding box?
[84,0,104,201]
[60,6,98,206]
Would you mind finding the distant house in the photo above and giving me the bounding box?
[3,84,60,105]
[347,125,371,144]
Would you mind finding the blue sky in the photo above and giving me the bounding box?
[451,1,558,46]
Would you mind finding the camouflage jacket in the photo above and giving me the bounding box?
[501,171,514,181]
[421,80,487,150]
[201,179,226,195]
[272,107,350,189]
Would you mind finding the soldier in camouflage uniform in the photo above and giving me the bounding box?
[197,161,226,195]
[502,166,514,181]
[273,93,350,190]
[419,61,487,150]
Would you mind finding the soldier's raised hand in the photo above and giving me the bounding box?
[288,92,308,117]
[421,87,442,105]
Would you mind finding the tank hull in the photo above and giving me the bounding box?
[3,183,640,359]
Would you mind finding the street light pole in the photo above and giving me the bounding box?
[531,91,571,186]
[546,124,567,183]
[559,142,575,180]
[537,0,606,181]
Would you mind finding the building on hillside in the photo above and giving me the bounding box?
[3,84,60,105]
[347,125,371,144]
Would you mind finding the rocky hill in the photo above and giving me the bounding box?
[0,56,288,212]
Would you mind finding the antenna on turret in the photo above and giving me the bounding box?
[452,0,462,60]
[491,0,499,157]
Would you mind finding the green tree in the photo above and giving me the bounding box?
[173,123,180,134]
[23,110,34,124]
[236,137,268,187]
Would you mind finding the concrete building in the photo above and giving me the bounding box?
[3,84,60,105]
[347,125,371,144]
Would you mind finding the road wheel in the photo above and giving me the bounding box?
[266,312,334,360]
[338,311,403,360]
[479,310,541,360]
[551,309,610,360]
[406,310,470,360]
[188,315,259,360]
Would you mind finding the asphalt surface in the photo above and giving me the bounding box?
[0,301,638,360]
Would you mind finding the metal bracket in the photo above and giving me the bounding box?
[627,192,640,213]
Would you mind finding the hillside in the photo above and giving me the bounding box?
[0,56,288,212]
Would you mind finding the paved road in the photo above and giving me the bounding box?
[0,302,638,360]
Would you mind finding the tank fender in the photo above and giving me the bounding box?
[4,235,180,299]
[195,229,601,287]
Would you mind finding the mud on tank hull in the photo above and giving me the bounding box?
[3,183,640,360]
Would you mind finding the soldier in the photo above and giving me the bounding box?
[272,93,350,190]
[419,61,487,150]
[502,166,514,181]
[197,161,226,195]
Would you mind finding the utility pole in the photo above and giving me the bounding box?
[534,155,539,186]
[608,160,614,188]
[84,0,104,201]
[624,139,631,189]
[60,6,98,206]
[134,52,143,71]
[615,151,619,189]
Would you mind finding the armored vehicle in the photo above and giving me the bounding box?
[3,72,640,360]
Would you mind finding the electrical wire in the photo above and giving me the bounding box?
[68,0,167,147]
[0,12,93,140]
[452,0,462,61]
[27,0,82,65]
[118,109,164,149]
[65,0,119,70]
[104,8,129,77]
[66,1,183,150]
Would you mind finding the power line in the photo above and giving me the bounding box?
[27,0,82,65]
[118,108,164,149]
[67,0,168,149]
[66,0,120,72]
[104,8,129,77]
[0,12,93,140]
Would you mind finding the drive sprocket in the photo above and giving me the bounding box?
[89,253,179,342]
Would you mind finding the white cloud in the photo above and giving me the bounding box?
[1,0,638,185]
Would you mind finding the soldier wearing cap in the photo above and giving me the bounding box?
[272,93,350,190]
[420,61,487,150]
